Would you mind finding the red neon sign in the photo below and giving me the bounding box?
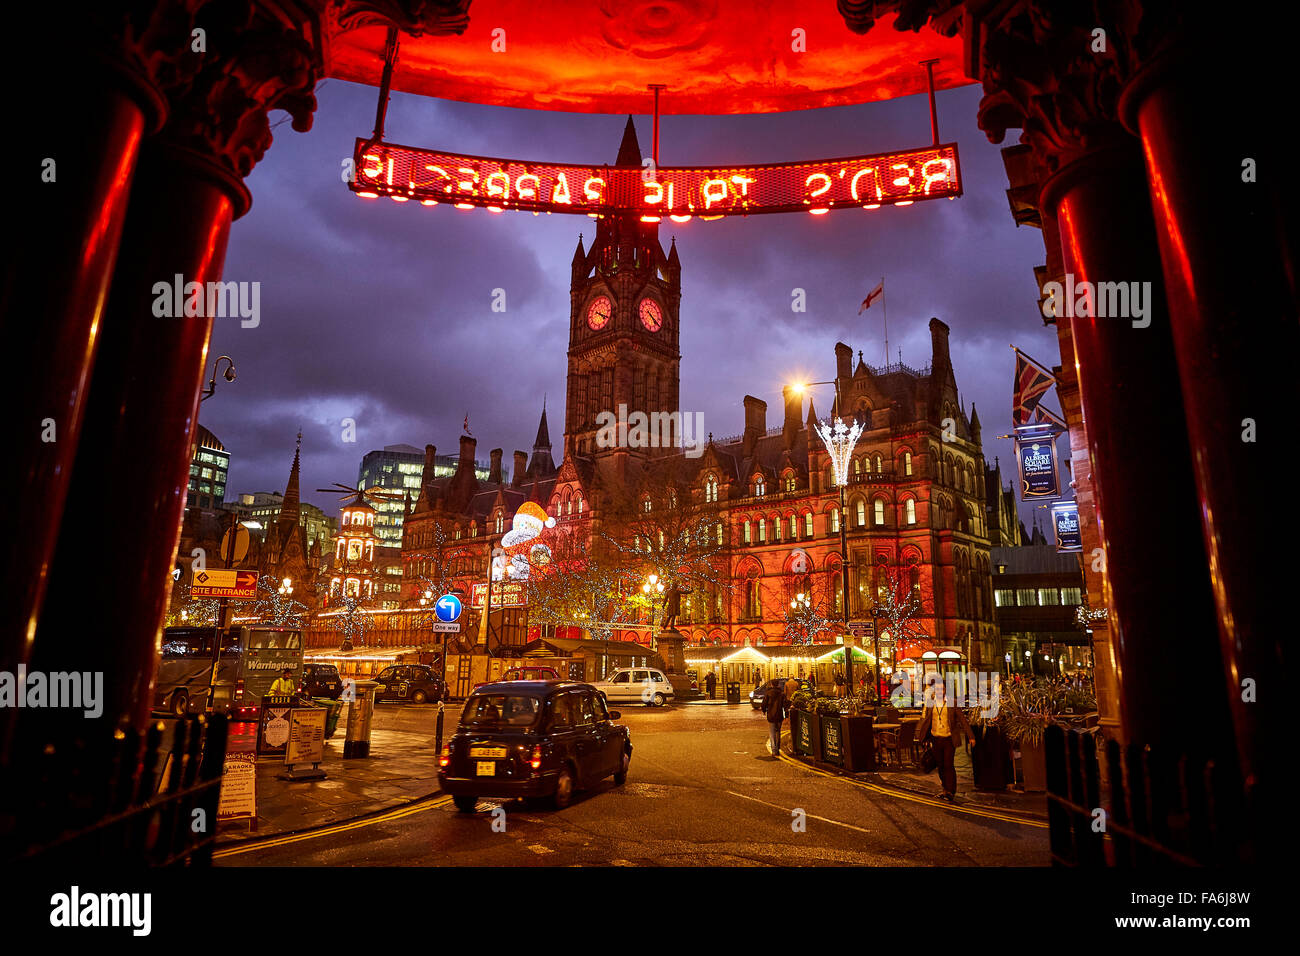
[349,139,961,219]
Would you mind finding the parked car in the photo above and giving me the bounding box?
[590,667,675,707]
[301,663,343,699]
[473,665,561,690]
[439,680,632,812]
[373,664,445,704]
[749,677,815,710]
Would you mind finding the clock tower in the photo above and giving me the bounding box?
[564,116,682,462]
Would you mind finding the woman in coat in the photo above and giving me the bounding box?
[916,679,974,801]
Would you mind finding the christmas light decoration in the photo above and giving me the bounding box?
[815,418,865,488]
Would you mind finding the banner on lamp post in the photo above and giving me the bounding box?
[1014,429,1061,501]
[1051,500,1083,553]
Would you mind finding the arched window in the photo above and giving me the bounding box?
[576,494,584,514]
[743,522,752,544]
[905,499,917,525]
[874,498,886,526]
[804,513,813,537]
[755,476,766,497]
[566,497,573,515]
[784,474,797,492]
[856,500,866,527]
[903,451,913,476]
[642,496,652,513]
[470,523,478,537]
[830,508,841,534]
[494,513,504,534]
[874,454,883,473]
[745,573,763,619]
[789,514,798,538]
[758,519,767,543]
[853,457,861,477]
[705,475,718,503]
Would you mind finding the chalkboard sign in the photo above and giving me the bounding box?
[793,710,813,756]
[820,713,844,766]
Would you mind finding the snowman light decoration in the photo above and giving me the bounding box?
[494,502,556,581]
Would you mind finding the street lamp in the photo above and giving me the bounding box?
[278,577,293,596]
[792,379,863,698]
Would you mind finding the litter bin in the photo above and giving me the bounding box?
[725,682,741,704]
[343,680,378,758]
[314,697,344,740]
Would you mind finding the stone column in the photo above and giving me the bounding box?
[1119,21,1291,837]
[973,6,1232,753]
[27,7,321,743]
[0,5,190,763]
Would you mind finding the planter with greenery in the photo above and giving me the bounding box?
[972,680,1096,793]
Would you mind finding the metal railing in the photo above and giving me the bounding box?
[5,715,229,867]
[1044,724,1244,867]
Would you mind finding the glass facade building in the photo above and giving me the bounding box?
[358,443,488,545]
[187,425,229,510]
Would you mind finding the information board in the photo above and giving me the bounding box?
[217,752,257,822]
[285,708,327,766]
[256,695,295,757]
[820,713,844,766]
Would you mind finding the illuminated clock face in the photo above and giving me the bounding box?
[639,298,663,332]
[587,296,612,330]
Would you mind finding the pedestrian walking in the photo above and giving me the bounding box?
[916,679,974,802]
[763,678,796,757]
[705,671,717,700]
[833,669,846,697]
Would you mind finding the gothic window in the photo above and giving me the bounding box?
[470,523,478,537]
[494,513,504,534]
[831,509,841,534]
[804,513,813,537]
[743,522,751,544]
[754,476,766,497]
[642,496,652,513]
[856,500,866,527]
[906,499,917,525]
[854,457,861,478]
[874,454,883,473]
[789,515,798,538]
[758,519,767,543]
[874,499,886,526]
[576,494,584,514]
[716,522,724,546]
[904,451,913,476]
[705,475,718,503]
[784,474,796,492]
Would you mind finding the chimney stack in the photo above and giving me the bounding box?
[781,385,802,449]
[512,450,528,487]
[742,395,767,458]
[422,443,437,473]
[489,448,503,484]
[929,317,951,368]
[835,342,853,382]
[455,436,477,477]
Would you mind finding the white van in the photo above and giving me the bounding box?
[591,668,675,707]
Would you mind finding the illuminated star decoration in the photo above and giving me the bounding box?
[815,418,864,487]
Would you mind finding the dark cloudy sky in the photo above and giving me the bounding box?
[207,79,1061,530]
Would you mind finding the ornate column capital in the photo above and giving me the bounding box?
[969,0,1188,173]
[155,2,325,216]
[330,0,471,36]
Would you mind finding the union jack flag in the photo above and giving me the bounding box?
[1013,351,1056,425]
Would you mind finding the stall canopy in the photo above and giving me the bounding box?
[326,1,972,115]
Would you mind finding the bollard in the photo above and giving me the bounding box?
[435,700,445,756]
[343,680,378,759]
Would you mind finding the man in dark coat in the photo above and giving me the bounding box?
[764,679,795,757]
[705,671,717,700]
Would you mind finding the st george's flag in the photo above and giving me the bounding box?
[1012,349,1056,425]
[858,280,884,314]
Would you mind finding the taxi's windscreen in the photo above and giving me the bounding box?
[461,695,541,729]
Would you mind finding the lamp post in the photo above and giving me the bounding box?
[793,380,863,699]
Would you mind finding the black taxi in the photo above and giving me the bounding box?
[438,681,632,812]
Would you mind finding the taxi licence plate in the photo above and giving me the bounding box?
[470,746,507,759]
[476,761,495,776]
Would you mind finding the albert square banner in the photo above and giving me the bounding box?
[1051,501,1083,553]
[1015,429,1061,500]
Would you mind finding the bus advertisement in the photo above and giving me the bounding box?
[154,625,304,720]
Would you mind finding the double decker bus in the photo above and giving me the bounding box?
[154,625,304,719]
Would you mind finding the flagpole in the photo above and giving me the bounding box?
[1009,343,1058,380]
[880,277,888,368]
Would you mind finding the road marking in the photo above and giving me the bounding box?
[725,790,878,836]
[211,794,456,859]
[776,745,1048,829]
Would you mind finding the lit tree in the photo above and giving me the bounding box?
[873,564,932,658]
[598,467,733,629]
[522,524,645,642]
[336,594,375,651]
[782,588,833,645]
[167,585,222,628]
[251,574,309,627]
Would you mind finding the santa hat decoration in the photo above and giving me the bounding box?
[501,501,556,547]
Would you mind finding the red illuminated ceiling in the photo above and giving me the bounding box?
[326,1,973,114]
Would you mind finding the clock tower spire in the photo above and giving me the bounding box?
[563,117,681,462]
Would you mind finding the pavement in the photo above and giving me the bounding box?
[216,702,444,843]
[213,703,1049,865]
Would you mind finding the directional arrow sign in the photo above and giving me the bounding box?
[191,569,258,599]
[434,594,463,623]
